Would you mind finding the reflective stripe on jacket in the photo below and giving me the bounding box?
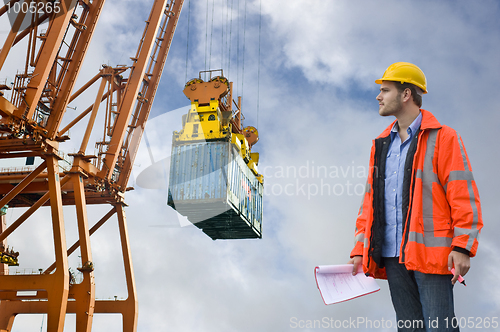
[350,109,483,278]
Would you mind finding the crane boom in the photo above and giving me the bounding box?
[97,0,183,186]
[117,0,183,190]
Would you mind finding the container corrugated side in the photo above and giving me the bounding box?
[167,141,263,239]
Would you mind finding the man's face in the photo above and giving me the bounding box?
[376,81,402,117]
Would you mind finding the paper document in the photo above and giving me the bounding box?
[315,264,380,305]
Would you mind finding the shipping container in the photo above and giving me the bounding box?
[167,141,263,240]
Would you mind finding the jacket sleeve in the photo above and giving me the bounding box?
[350,143,375,258]
[437,127,483,257]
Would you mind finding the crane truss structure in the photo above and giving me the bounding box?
[0,0,184,331]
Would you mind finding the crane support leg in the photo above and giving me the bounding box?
[117,203,138,332]
[45,153,70,331]
[0,155,70,331]
[92,204,138,332]
[71,172,95,332]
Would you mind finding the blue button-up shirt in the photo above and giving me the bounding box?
[382,112,422,257]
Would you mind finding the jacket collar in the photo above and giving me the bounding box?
[376,109,442,139]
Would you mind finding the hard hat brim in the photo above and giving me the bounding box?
[374,78,427,94]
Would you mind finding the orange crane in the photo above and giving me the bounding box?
[0,0,183,331]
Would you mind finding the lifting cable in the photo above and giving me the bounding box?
[257,0,261,128]
[220,0,226,70]
[240,0,247,107]
[204,0,209,72]
[236,0,240,93]
[185,0,191,83]
[191,0,262,128]
[208,0,215,70]
[227,0,234,79]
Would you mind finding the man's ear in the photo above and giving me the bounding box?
[402,88,412,102]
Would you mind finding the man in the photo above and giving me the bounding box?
[349,62,483,331]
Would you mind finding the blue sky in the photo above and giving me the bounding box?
[1,0,499,331]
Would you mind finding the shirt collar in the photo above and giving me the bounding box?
[390,111,422,139]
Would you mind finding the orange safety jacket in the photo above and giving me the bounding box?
[350,109,483,278]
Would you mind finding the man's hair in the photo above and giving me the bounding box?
[394,82,422,108]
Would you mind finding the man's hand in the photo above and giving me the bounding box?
[448,250,470,285]
[348,255,363,275]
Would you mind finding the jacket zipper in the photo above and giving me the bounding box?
[400,130,423,263]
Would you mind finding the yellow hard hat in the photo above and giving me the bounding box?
[375,62,427,94]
